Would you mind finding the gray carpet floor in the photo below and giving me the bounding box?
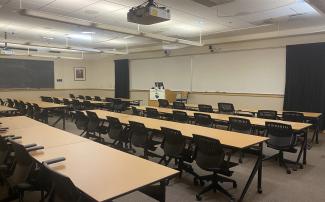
[1,115,325,202]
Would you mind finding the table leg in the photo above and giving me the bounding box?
[303,129,307,165]
[139,180,167,202]
[239,143,263,202]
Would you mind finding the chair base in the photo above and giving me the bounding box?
[195,173,236,201]
[263,151,303,174]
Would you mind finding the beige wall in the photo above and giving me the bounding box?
[3,32,325,109]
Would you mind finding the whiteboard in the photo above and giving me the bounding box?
[191,48,286,94]
[130,56,192,90]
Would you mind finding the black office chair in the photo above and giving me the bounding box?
[131,106,143,116]
[172,102,186,110]
[71,99,83,111]
[26,103,34,118]
[41,163,92,202]
[257,110,277,120]
[159,127,199,179]
[228,117,254,163]
[78,95,85,100]
[218,103,235,115]
[129,121,161,159]
[7,99,14,108]
[264,122,300,174]
[85,111,107,143]
[33,104,48,123]
[85,96,92,101]
[103,98,114,111]
[0,98,5,106]
[106,116,128,149]
[69,94,75,99]
[172,110,189,123]
[113,99,127,112]
[94,96,102,101]
[192,134,237,201]
[198,104,213,113]
[83,100,93,110]
[0,137,12,183]
[74,111,89,136]
[53,97,61,104]
[13,99,20,110]
[18,101,27,116]
[158,99,169,108]
[282,112,305,122]
[3,141,44,202]
[194,113,214,127]
[146,107,161,119]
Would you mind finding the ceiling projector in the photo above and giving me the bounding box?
[127,0,171,25]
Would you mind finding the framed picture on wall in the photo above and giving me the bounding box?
[74,67,86,81]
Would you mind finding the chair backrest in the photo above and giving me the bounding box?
[14,99,20,109]
[218,103,235,114]
[86,111,100,132]
[7,98,14,108]
[146,107,160,118]
[172,102,185,110]
[198,104,213,113]
[19,101,27,114]
[74,111,88,131]
[172,110,189,123]
[69,94,75,99]
[85,96,92,100]
[0,137,10,166]
[228,117,252,133]
[105,97,114,103]
[62,99,71,106]
[53,97,61,104]
[71,99,81,109]
[282,112,305,123]
[94,96,101,101]
[131,106,141,116]
[158,99,169,108]
[0,98,4,106]
[161,127,185,158]
[194,113,213,127]
[129,121,148,148]
[78,95,85,100]
[10,141,35,186]
[43,164,81,202]
[26,102,34,117]
[193,134,225,170]
[83,100,92,110]
[257,110,277,120]
[265,122,295,148]
[107,116,123,140]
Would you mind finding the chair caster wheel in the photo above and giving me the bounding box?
[196,194,202,201]
[286,170,291,174]
[233,182,237,188]
[293,167,297,171]
[299,164,303,169]
[258,189,263,194]
[230,198,236,202]
[200,180,205,186]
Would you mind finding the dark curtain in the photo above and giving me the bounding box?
[284,42,325,128]
[114,59,130,98]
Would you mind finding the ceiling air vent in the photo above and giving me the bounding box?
[191,0,235,7]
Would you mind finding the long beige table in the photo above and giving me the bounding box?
[56,97,109,105]
[136,106,312,131]
[88,109,268,201]
[0,116,178,202]
[19,99,67,130]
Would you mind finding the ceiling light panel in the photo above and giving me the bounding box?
[39,0,100,13]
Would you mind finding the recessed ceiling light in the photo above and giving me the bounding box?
[81,31,96,34]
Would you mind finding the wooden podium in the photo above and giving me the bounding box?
[148,89,176,107]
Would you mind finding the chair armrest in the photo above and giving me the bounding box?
[43,157,66,165]
[10,136,22,140]
[26,146,44,152]
[24,143,37,148]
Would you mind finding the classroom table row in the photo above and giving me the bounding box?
[0,116,178,202]
[134,105,312,165]
[84,109,268,201]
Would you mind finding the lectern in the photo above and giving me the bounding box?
[148,89,176,106]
